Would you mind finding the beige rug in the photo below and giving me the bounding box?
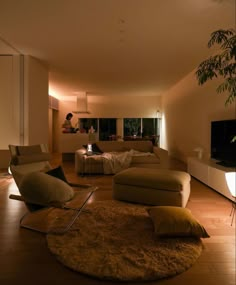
[47,200,203,281]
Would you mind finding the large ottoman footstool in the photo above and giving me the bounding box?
[112,167,191,207]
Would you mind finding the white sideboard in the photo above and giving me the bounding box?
[187,157,234,201]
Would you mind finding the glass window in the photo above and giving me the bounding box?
[79,118,98,133]
[123,118,160,145]
[123,118,141,136]
[142,118,158,137]
[99,118,117,141]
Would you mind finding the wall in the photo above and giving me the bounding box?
[0,55,49,168]
[58,94,162,140]
[162,69,235,163]
[23,56,49,145]
[0,55,21,168]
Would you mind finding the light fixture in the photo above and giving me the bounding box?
[156,110,162,118]
[193,147,203,160]
[225,172,236,226]
[72,92,90,114]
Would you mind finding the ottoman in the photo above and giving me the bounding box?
[112,167,191,207]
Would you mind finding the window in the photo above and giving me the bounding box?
[123,118,160,145]
[123,118,141,136]
[142,118,158,137]
[79,118,98,133]
[99,118,117,141]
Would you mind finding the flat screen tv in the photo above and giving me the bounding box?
[211,119,236,167]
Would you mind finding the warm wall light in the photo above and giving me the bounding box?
[226,172,236,197]
[225,172,236,226]
[156,110,162,118]
[193,147,203,160]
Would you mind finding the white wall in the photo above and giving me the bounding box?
[162,69,235,163]
[0,55,21,148]
[57,94,162,141]
[0,55,21,168]
[0,55,49,168]
[23,56,49,145]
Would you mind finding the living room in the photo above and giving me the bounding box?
[0,1,235,284]
[0,0,235,169]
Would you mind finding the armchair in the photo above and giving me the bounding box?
[8,144,97,234]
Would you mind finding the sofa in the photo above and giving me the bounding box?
[75,140,169,175]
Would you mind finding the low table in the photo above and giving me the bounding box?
[112,167,191,207]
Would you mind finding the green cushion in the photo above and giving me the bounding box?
[147,206,210,238]
[19,171,74,206]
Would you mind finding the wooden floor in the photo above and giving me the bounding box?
[0,154,235,285]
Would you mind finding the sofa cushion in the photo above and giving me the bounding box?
[12,153,52,165]
[131,155,160,164]
[96,141,153,153]
[19,171,74,206]
[16,144,42,155]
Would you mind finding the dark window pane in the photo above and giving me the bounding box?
[123,118,141,136]
[79,118,98,133]
[142,118,157,136]
[99,118,117,141]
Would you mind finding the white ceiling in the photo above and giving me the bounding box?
[0,0,234,98]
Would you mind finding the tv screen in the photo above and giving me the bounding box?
[211,119,236,167]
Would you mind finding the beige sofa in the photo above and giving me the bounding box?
[75,141,169,175]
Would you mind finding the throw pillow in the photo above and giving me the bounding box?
[147,206,210,238]
[19,171,74,206]
[46,165,68,183]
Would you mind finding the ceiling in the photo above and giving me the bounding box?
[0,0,234,99]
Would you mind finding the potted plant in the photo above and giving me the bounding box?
[195,28,236,106]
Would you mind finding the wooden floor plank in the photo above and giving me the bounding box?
[0,154,235,285]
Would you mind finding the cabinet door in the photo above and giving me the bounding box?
[208,167,233,200]
[187,157,208,185]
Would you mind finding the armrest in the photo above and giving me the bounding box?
[75,148,86,174]
[153,147,169,160]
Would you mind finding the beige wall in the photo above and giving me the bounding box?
[162,69,235,163]
[0,55,21,168]
[0,55,49,168]
[57,94,162,140]
[0,55,21,148]
[59,94,162,119]
[23,56,49,145]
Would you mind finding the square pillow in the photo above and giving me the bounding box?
[19,171,74,206]
[147,206,210,238]
[46,165,68,183]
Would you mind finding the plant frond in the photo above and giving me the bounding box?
[225,90,236,106]
[221,35,236,50]
[208,29,235,48]
[196,28,236,105]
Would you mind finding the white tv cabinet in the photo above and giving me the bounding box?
[187,157,235,201]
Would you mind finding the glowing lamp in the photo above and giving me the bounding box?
[87,144,93,155]
[225,172,236,226]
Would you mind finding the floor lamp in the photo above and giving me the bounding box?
[225,172,236,226]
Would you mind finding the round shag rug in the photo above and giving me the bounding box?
[47,200,203,281]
